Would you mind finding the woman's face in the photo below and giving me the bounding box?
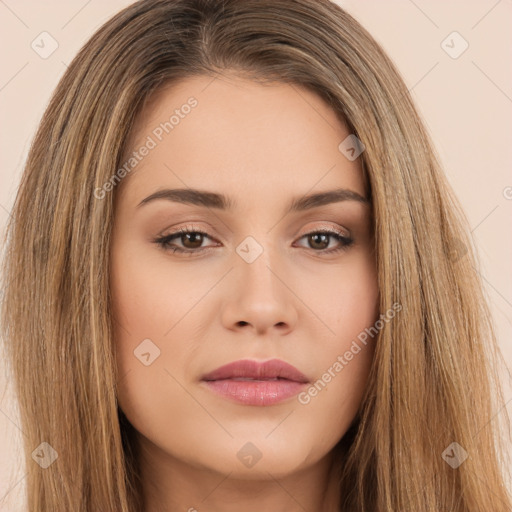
[110,74,379,482]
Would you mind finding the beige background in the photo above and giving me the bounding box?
[1,0,511,509]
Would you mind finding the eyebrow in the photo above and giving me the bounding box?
[136,187,370,212]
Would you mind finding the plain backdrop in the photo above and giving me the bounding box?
[1,1,511,510]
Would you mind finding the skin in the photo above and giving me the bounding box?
[110,74,379,512]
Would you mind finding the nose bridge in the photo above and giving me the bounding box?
[222,230,297,334]
[235,232,282,295]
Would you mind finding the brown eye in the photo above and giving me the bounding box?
[154,227,353,256]
[154,228,216,254]
[295,230,353,254]
[308,233,330,250]
[180,232,205,249]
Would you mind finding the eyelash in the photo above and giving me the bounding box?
[153,225,354,256]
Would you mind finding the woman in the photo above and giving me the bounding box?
[1,0,510,510]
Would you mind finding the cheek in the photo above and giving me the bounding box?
[109,234,219,407]
[110,242,202,442]
[297,251,379,417]
[310,249,379,344]
[110,236,205,341]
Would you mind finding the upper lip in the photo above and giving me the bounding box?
[201,358,309,383]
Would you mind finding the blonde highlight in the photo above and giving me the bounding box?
[1,0,510,510]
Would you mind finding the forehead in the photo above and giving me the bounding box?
[118,75,366,203]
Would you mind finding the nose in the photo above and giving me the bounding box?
[221,249,298,336]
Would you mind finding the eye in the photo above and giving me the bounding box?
[153,226,353,255]
[154,226,217,255]
[294,229,353,254]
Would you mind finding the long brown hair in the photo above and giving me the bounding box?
[1,0,510,510]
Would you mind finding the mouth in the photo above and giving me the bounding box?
[222,377,284,381]
[201,358,309,406]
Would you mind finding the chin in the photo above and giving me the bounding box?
[200,436,324,479]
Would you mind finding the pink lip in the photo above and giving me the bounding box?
[201,358,309,406]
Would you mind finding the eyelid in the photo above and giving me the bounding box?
[158,222,350,240]
[298,222,351,239]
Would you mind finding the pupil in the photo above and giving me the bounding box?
[310,233,328,249]
[184,233,202,248]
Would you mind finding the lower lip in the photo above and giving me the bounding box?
[202,379,307,406]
